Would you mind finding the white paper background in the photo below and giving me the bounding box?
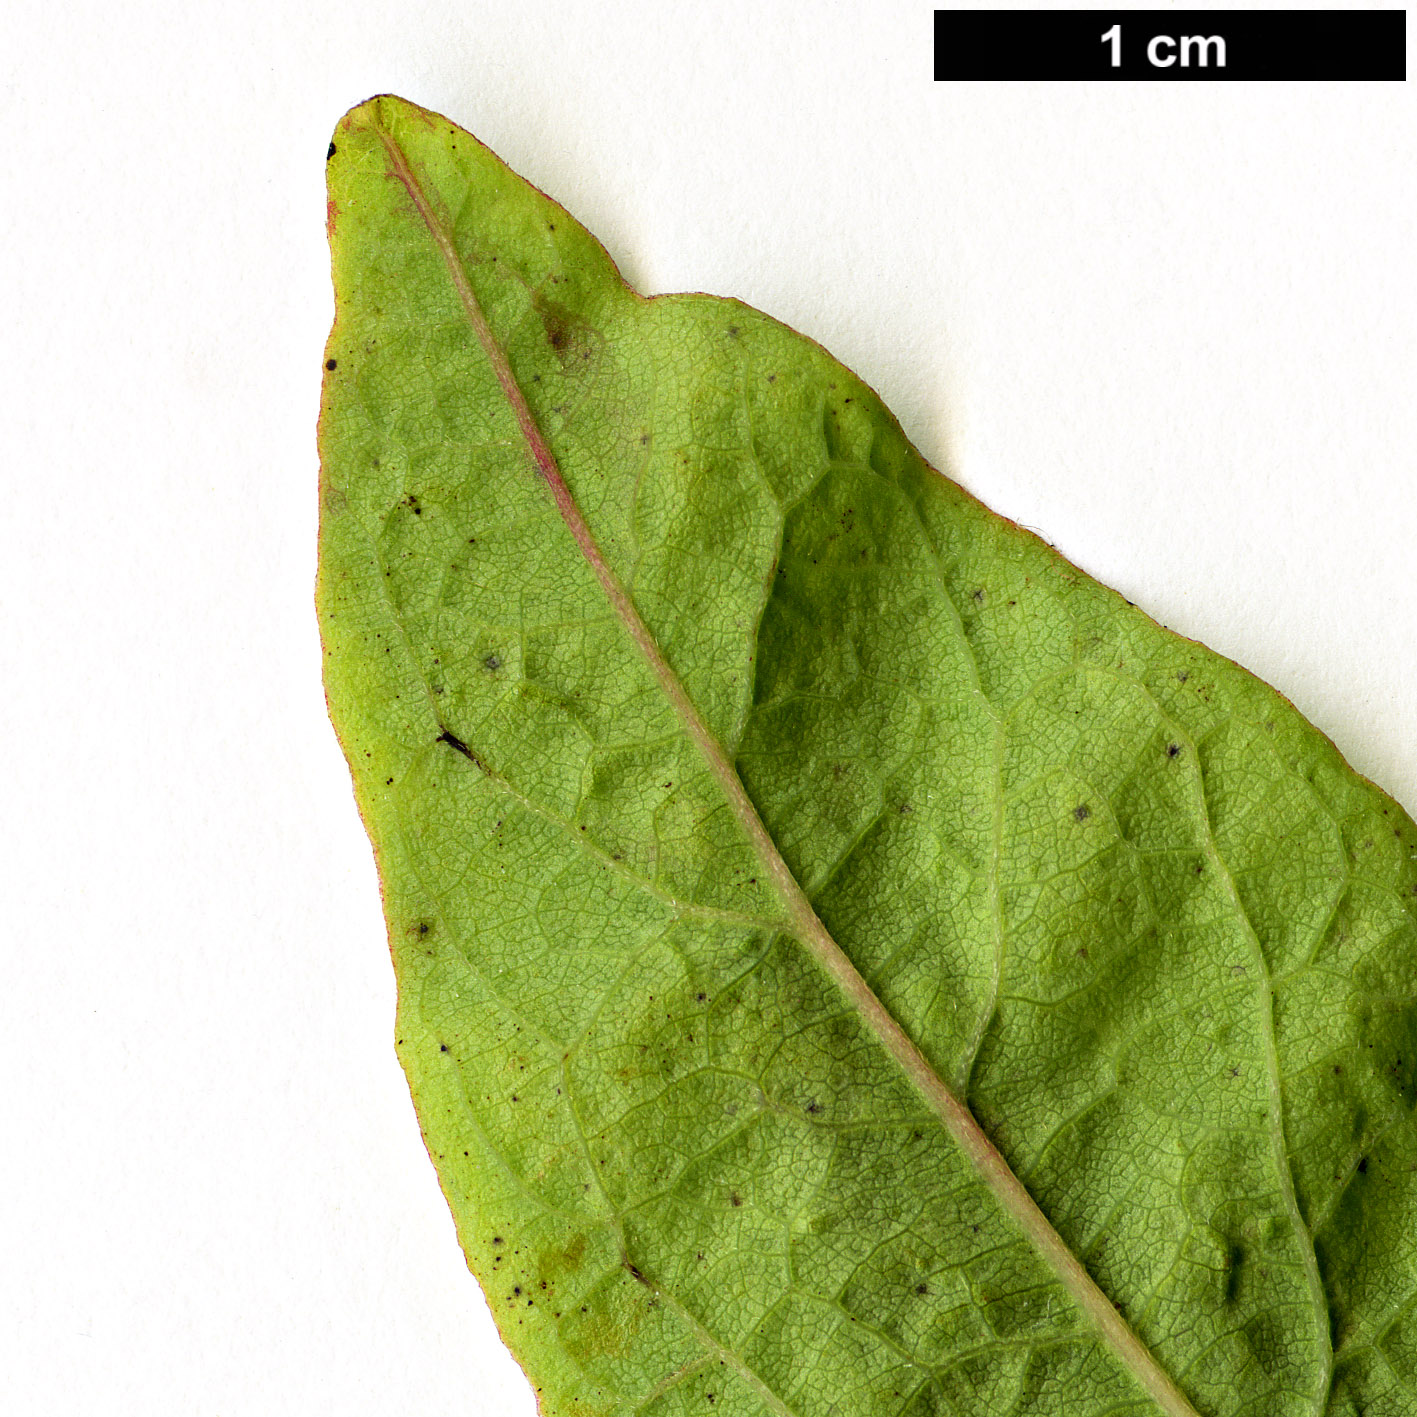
[4,2,1413,1412]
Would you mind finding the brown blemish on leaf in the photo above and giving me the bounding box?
[531,292,598,370]
[538,1233,588,1287]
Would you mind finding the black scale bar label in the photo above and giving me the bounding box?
[934,10,1406,80]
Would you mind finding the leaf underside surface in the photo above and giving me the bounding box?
[317,96,1417,1417]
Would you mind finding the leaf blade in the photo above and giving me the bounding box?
[319,95,1417,1417]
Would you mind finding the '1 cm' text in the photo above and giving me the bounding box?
[1100,24,1227,69]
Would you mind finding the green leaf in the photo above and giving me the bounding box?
[317,95,1417,1417]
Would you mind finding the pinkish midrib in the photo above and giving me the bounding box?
[363,108,1205,1417]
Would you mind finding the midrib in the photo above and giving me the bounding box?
[364,105,1205,1417]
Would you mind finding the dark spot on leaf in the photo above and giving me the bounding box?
[484,654,502,671]
[439,1043,448,1052]
[730,1193,742,1207]
[915,1284,929,1295]
[436,728,488,773]
[325,358,337,370]
[532,293,595,367]
[327,142,336,159]
[1073,804,1091,822]
[1167,743,1181,758]
[419,922,430,935]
